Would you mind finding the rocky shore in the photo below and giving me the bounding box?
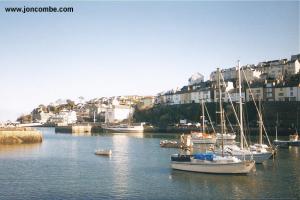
[0,127,43,144]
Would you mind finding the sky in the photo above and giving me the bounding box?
[0,1,299,121]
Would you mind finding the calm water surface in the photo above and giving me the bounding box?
[0,128,299,200]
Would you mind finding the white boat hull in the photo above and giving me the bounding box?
[217,145,273,164]
[171,160,255,174]
[231,152,272,164]
[216,134,236,140]
[103,126,144,133]
[191,138,216,144]
[94,149,112,156]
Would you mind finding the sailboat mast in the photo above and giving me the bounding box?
[217,68,224,156]
[259,99,263,145]
[275,112,278,140]
[201,99,205,133]
[238,60,244,149]
[296,111,299,134]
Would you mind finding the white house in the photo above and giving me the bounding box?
[105,105,133,124]
[48,110,77,126]
[188,73,204,85]
[210,66,261,82]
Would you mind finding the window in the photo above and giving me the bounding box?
[290,92,294,96]
[267,93,273,97]
[278,93,284,96]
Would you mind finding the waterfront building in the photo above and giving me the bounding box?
[188,72,204,85]
[190,88,212,103]
[257,56,300,80]
[48,110,77,126]
[210,66,261,82]
[105,105,133,124]
[172,93,181,105]
[224,88,246,103]
[137,96,155,109]
[246,81,300,102]
[211,81,234,103]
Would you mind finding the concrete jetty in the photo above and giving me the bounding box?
[55,125,92,134]
[0,127,43,144]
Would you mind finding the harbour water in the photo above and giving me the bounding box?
[0,128,299,199]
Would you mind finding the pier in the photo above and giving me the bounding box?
[55,124,93,134]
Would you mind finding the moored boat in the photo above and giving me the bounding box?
[217,145,273,164]
[103,123,144,133]
[94,149,112,156]
[191,132,216,144]
[160,140,180,148]
[171,153,255,174]
[170,68,256,174]
[191,99,217,145]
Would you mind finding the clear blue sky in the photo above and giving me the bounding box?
[0,1,299,121]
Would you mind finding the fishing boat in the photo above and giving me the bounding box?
[94,149,112,156]
[170,68,255,174]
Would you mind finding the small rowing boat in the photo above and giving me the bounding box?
[94,149,112,156]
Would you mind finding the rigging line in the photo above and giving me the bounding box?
[244,103,252,145]
[219,72,249,148]
[241,67,272,146]
[204,103,216,134]
[225,111,235,133]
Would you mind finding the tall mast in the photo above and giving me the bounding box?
[296,111,299,134]
[128,99,132,126]
[238,60,244,149]
[201,98,205,133]
[275,112,278,141]
[217,68,224,156]
[258,99,263,145]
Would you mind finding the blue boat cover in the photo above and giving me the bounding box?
[194,153,214,161]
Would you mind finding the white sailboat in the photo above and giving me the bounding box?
[216,61,273,164]
[171,68,255,174]
[171,153,255,174]
[190,99,216,145]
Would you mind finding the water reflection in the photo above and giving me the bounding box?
[170,170,260,199]
[0,143,42,157]
[111,135,129,197]
[112,132,144,138]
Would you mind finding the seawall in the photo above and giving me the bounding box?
[0,127,43,144]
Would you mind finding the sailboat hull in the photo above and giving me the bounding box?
[171,160,255,174]
[233,152,273,164]
[216,146,273,164]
